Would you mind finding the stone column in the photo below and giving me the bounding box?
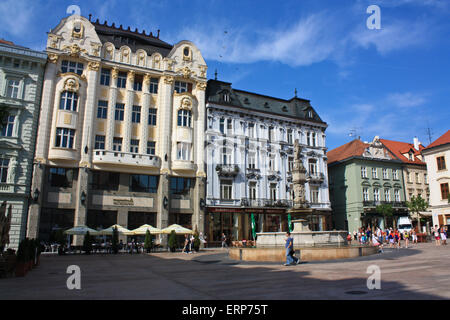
[139,74,151,154]
[74,167,89,245]
[157,173,170,247]
[123,70,135,153]
[159,76,174,171]
[117,208,128,244]
[193,176,206,235]
[106,67,118,150]
[26,163,45,239]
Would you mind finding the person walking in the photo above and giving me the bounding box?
[440,226,447,245]
[433,225,441,246]
[284,231,299,266]
[411,228,418,244]
[221,233,228,249]
[404,230,410,248]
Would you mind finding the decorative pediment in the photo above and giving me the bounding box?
[361,180,371,186]
[383,182,392,188]
[0,140,22,151]
[63,76,80,92]
[62,44,88,57]
[372,182,381,187]
[177,66,195,79]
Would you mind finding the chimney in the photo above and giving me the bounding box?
[414,137,420,150]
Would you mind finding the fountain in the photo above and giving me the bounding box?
[229,140,378,262]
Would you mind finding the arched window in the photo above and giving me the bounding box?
[59,91,78,111]
[177,109,192,127]
[221,147,231,165]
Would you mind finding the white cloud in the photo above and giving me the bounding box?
[0,0,35,37]
[386,92,427,108]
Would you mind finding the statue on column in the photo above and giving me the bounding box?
[292,140,307,208]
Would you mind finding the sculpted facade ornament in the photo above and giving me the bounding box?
[180,97,193,110]
[196,81,207,91]
[199,65,207,78]
[163,76,174,85]
[90,43,101,57]
[111,67,119,79]
[48,34,61,49]
[62,44,88,57]
[71,23,84,39]
[165,58,174,71]
[143,74,151,86]
[48,53,59,64]
[177,66,195,79]
[127,70,135,82]
[87,61,100,71]
[63,77,80,92]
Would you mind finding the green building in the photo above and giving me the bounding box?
[327,137,408,232]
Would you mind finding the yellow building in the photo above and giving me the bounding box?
[27,15,207,245]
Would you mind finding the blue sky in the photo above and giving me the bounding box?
[1,0,449,150]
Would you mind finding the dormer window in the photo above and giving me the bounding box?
[223,93,230,102]
[409,153,414,161]
[308,110,313,118]
[282,105,288,112]
[244,98,250,104]
[264,102,269,108]
[183,47,190,57]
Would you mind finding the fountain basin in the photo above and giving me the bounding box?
[256,230,348,247]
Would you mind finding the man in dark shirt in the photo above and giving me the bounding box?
[284,231,299,266]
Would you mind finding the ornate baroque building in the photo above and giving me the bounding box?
[205,79,331,243]
[27,15,207,244]
[0,40,47,248]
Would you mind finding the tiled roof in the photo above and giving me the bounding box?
[205,79,326,124]
[423,130,450,151]
[0,39,14,45]
[90,18,173,57]
[380,139,426,165]
[327,139,369,164]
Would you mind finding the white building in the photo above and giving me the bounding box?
[204,79,331,243]
[27,15,208,244]
[421,130,450,228]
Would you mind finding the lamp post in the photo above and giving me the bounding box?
[80,191,86,205]
[32,188,40,202]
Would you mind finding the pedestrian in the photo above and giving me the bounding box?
[190,234,195,253]
[283,231,299,266]
[221,233,228,249]
[347,233,352,244]
[388,230,394,248]
[353,230,357,241]
[411,228,418,244]
[395,229,401,249]
[440,226,447,245]
[372,233,383,253]
[404,230,410,248]
[433,225,441,246]
[182,234,190,254]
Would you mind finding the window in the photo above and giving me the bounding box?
[1,115,15,137]
[132,105,141,123]
[361,166,367,178]
[407,172,413,183]
[268,127,274,141]
[130,139,139,153]
[174,81,188,93]
[117,72,127,88]
[310,186,319,203]
[409,153,414,161]
[393,169,398,180]
[288,157,294,172]
[147,141,155,155]
[249,182,257,200]
[170,177,194,195]
[269,154,275,171]
[97,100,108,119]
[424,173,428,184]
[372,168,378,179]
[270,183,277,201]
[177,142,191,160]
[219,118,225,134]
[383,168,388,179]
[61,60,83,75]
[48,167,76,188]
[287,129,293,144]
[308,159,317,175]
[59,91,78,111]
[148,108,157,125]
[220,180,232,200]
[100,68,110,86]
[248,153,256,169]
[133,75,143,91]
[441,183,449,200]
[0,158,9,183]
[312,132,316,147]
[221,148,231,165]
[384,189,390,202]
[373,188,380,202]
[149,78,159,94]
[437,156,446,171]
[248,123,255,139]
[113,137,122,152]
[307,132,311,146]
[177,110,192,127]
[416,172,420,183]
[94,135,105,150]
[6,79,20,98]
[55,128,75,148]
[394,189,400,202]
[227,119,233,134]
[363,188,369,201]
[115,103,125,121]
[130,175,158,193]
[92,171,120,191]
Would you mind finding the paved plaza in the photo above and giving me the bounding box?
[1,243,450,300]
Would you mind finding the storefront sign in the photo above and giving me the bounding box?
[113,198,134,206]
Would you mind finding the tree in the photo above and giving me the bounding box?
[83,231,92,255]
[112,226,119,254]
[406,195,429,233]
[144,230,153,253]
[168,230,177,252]
[376,204,393,229]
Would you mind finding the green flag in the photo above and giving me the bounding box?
[288,213,293,232]
[251,213,256,241]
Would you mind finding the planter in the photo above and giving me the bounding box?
[15,262,28,277]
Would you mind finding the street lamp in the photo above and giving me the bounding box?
[80,191,86,205]
[200,198,205,210]
[32,188,40,202]
[163,196,168,209]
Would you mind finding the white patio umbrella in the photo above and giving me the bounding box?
[161,224,194,235]
[97,224,133,236]
[64,225,99,236]
[130,224,162,235]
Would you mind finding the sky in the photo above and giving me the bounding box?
[0,0,449,150]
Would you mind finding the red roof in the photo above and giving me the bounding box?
[327,139,369,164]
[0,39,14,45]
[423,130,450,151]
[380,139,426,165]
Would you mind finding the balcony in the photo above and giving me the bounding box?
[216,164,240,177]
[306,172,325,183]
[246,168,261,179]
[172,160,196,171]
[93,150,161,168]
[363,201,407,208]
[267,170,281,181]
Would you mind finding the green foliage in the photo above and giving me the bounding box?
[168,230,177,252]
[375,204,393,217]
[144,230,153,253]
[83,231,93,254]
[112,226,119,254]
[406,195,428,214]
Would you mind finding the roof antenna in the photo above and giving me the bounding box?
[157,29,160,38]
[88,14,92,21]
[214,69,218,80]
[294,88,298,98]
